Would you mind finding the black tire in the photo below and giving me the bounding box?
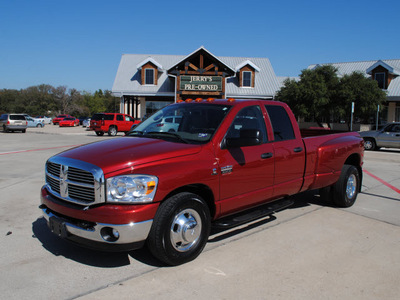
[22,129,26,133]
[36,123,43,128]
[108,126,117,136]
[147,192,211,266]
[332,164,360,208]
[95,131,104,136]
[363,138,376,151]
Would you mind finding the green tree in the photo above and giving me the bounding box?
[275,65,340,127]
[276,65,386,129]
[21,84,56,115]
[0,89,20,113]
[337,72,386,125]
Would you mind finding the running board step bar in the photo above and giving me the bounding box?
[212,199,294,229]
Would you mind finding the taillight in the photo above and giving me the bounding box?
[156,123,164,127]
[101,120,105,126]
[7,121,10,125]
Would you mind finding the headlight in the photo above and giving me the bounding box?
[106,175,158,203]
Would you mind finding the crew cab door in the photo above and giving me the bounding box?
[376,124,400,148]
[265,105,306,197]
[216,105,275,215]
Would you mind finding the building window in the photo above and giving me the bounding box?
[242,71,252,87]
[375,72,386,89]
[145,68,155,85]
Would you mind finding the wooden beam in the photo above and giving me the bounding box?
[204,64,214,71]
[189,63,198,71]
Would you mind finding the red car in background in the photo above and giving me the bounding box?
[52,114,71,125]
[59,117,79,127]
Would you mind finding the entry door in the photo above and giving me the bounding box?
[217,105,275,216]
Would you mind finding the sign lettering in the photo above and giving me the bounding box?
[180,76,222,91]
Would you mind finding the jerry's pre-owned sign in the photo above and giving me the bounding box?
[180,76,222,91]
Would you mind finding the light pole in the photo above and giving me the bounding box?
[376,104,380,130]
[350,102,355,131]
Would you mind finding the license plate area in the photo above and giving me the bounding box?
[49,216,68,238]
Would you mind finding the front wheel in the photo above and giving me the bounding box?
[363,138,377,151]
[332,164,360,207]
[147,192,211,265]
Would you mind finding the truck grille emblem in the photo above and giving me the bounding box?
[60,165,68,198]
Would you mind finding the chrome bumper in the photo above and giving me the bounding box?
[41,207,153,245]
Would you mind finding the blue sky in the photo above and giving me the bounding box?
[1,0,399,93]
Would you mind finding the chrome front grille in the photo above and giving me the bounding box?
[45,157,104,206]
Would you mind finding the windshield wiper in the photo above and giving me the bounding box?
[127,131,144,136]
[145,132,189,144]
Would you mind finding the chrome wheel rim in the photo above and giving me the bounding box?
[364,140,372,150]
[170,209,202,252]
[346,174,357,199]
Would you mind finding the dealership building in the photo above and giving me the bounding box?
[112,47,282,118]
[112,47,400,123]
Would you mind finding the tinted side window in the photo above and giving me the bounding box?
[104,114,114,121]
[10,115,26,121]
[92,114,104,121]
[116,115,124,121]
[226,106,268,142]
[265,105,295,141]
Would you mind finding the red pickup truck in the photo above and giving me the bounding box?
[40,99,364,265]
[90,113,139,136]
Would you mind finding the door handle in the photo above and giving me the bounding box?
[294,147,303,153]
[261,152,273,159]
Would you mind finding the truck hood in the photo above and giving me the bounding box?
[57,137,202,175]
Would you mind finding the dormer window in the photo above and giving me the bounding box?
[235,60,260,88]
[137,57,162,86]
[375,72,386,89]
[145,68,155,85]
[242,71,252,87]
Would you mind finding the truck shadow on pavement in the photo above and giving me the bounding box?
[32,190,328,268]
[32,217,164,267]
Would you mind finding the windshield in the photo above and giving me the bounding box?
[129,103,231,144]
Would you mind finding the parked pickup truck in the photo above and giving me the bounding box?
[90,113,139,136]
[359,122,400,150]
[40,99,364,265]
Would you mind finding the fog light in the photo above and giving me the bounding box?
[100,227,120,242]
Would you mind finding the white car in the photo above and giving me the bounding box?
[82,118,91,128]
[35,115,52,124]
[26,117,45,128]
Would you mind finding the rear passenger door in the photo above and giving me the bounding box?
[217,105,275,215]
[265,105,306,198]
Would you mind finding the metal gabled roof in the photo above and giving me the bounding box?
[112,51,280,98]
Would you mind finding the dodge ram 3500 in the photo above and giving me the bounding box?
[40,99,364,265]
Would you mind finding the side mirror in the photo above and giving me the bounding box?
[225,129,262,148]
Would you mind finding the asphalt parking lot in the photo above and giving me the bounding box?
[1,125,399,300]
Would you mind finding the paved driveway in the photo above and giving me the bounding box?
[0,129,399,300]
